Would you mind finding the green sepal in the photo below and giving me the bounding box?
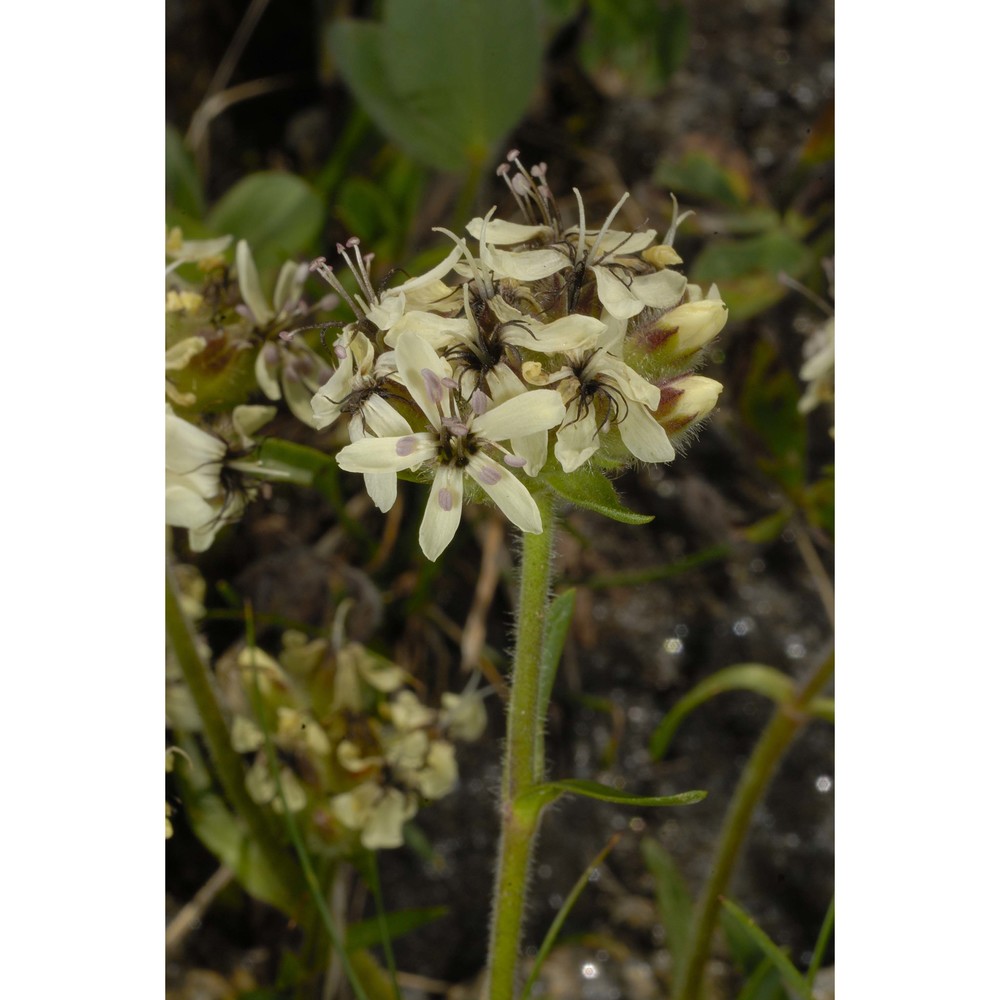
[650,663,795,760]
[541,467,653,525]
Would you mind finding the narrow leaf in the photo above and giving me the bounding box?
[807,697,834,723]
[534,589,577,779]
[805,897,834,988]
[166,124,204,218]
[542,468,653,524]
[345,906,450,952]
[520,834,621,1000]
[640,838,693,978]
[254,438,337,487]
[720,898,813,1000]
[650,664,795,760]
[518,778,706,812]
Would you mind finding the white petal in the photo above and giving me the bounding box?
[555,404,600,472]
[617,404,676,464]
[273,261,308,315]
[361,788,417,850]
[236,240,274,326]
[468,455,541,534]
[364,471,398,513]
[473,389,565,442]
[254,346,282,400]
[593,264,645,320]
[311,362,353,428]
[502,313,605,354]
[628,268,687,311]
[394,331,453,426]
[396,242,465,291]
[581,227,656,256]
[362,394,412,437]
[165,484,216,530]
[336,434,436,473]
[481,244,568,281]
[599,355,662,411]
[467,216,554,244]
[232,404,276,447]
[419,467,464,561]
[384,310,471,351]
[164,336,205,371]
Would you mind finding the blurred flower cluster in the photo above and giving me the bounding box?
[167,569,488,852]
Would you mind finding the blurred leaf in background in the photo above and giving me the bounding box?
[325,0,544,173]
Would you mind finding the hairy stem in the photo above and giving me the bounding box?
[486,491,557,999]
[674,650,834,1000]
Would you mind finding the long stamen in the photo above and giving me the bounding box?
[572,188,588,263]
[584,191,630,268]
[663,193,695,246]
[497,163,532,222]
[434,226,488,301]
[309,258,364,321]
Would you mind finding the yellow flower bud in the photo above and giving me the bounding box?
[656,375,723,436]
[642,244,683,268]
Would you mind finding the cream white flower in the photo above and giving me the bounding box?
[524,326,675,472]
[331,782,417,850]
[165,408,241,552]
[311,331,411,512]
[336,332,566,561]
[311,239,463,333]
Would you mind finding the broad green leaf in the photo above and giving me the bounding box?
[166,124,205,218]
[328,0,543,171]
[207,172,324,266]
[650,664,796,759]
[534,589,577,775]
[541,468,653,524]
[640,838,693,977]
[521,834,620,1000]
[345,906,449,952]
[720,898,814,1000]
[692,230,814,321]
[173,772,295,915]
[518,777,706,813]
[656,148,753,208]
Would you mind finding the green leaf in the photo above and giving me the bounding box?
[166,124,204,218]
[206,172,324,266]
[805,897,834,989]
[692,229,814,321]
[520,834,620,1000]
[650,664,795,760]
[720,898,814,1000]
[735,962,789,1000]
[640,838,693,977]
[534,589,577,775]
[173,761,296,915]
[253,438,337,487]
[807,697,834,723]
[655,148,752,208]
[541,468,653,524]
[327,0,543,172]
[518,778,706,813]
[345,906,449,952]
[739,340,808,492]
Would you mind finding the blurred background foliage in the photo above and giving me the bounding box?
[167,1,833,997]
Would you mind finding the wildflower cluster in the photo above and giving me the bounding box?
[310,154,727,559]
[167,571,488,853]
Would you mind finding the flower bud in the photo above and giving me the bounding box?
[641,244,683,268]
[656,375,723,437]
[627,296,728,374]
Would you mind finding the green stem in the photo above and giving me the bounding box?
[674,650,834,1000]
[486,491,557,999]
[165,565,307,910]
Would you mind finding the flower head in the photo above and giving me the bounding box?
[335,332,565,560]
